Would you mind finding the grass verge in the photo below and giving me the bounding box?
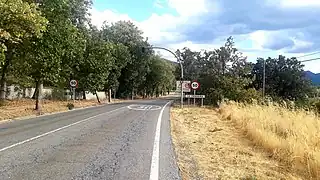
[171,106,303,180]
[219,102,320,179]
[0,98,125,122]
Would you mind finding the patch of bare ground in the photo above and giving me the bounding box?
[171,107,303,180]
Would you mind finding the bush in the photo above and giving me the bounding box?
[66,103,74,110]
[51,88,68,101]
[314,101,320,114]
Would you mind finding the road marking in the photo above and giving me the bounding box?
[0,106,126,153]
[127,104,162,111]
[149,101,172,180]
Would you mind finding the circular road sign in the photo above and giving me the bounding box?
[69,79,78,88]
[191,81,200,90]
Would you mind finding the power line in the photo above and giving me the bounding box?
[296,51,320,58]
[300,57,320,62]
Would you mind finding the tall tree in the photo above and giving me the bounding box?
[20,0,89,109]
[0,0,47,101]
[101,21,152,98]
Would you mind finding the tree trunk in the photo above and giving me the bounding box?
[82,90,86,100]
[0,80,6,100]
[32,85,39,99]
[0,49,12,101]
[108,89,112,103]
[113,90,116,99]
[23,87,27,98]
[131,89,134,100]
[35,81,43,111]
[95,91,101,104]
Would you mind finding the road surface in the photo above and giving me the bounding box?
[0,98,181,180]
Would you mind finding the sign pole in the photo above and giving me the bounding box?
[73,88,76,103]
[180,80,183,108]
[193,90,196,106]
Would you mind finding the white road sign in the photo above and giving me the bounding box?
[184,94,205,98]
[191,81,200,90]
[176,81,191,92]
[69,80,78,88]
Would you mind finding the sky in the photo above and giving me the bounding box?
[90,0,320,73]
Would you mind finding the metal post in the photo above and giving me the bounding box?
[188,98,190,106]
[73,88,76,103]
[262,59,266,101]
[193,90,196,106]
[179,61,184,108]
[201,98,203,107]
[180,80,183,108]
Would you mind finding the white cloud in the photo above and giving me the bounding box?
[90,8,133,28]
[138,13,186,44]
[279,0,320,7]
[167,0,209,17]
[89,0,320,73]
[248,31,268,50]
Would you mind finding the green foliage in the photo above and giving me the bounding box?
[1,0,314,109]
[0,0,47,46]
[251,56,313,101]
[179,36,315,107]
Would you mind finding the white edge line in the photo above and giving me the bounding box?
[149,101,172,180]
[0,106,126,153]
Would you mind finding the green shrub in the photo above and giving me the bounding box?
[66,103,74,110]
[51,88,67,101]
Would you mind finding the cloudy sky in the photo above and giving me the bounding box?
[91,0,320,73]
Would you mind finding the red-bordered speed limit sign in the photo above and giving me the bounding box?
[69,79,78,88]
[191,81,200,90]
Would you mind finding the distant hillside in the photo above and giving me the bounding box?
[305,71,320,85]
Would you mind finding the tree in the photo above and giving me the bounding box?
[0,0,47,101]
[251,55,313,100]
[143,56,175,97]
[178,36,256,105]
[103,43,130,100]
[19,0,90,110]
[101,21,153,98]
[74,27,114,102]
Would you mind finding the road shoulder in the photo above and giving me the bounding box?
[171,107,303,180]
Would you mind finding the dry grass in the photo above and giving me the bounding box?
[0,98,125,121]
[218,102,320,179]
[171,107,303,180]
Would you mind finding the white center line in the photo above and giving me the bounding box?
[0,106,126,152]
[149,101,172,180]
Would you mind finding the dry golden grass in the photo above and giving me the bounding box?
[218,102,320,179]
[0,98,125,121]
[171,107,303,180]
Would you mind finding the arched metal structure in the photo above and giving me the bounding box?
[147,46,184,108]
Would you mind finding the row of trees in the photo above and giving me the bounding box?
[0,0,176,109]
[177,37,317,106]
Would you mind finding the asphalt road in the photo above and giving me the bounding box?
[0,98,181,180]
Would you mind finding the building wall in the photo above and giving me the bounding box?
[5,85,107,101]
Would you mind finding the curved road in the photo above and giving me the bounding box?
[0,99,181,180]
